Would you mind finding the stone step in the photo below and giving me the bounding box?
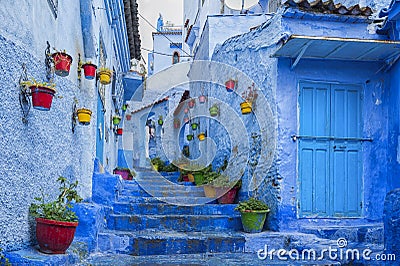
[97,229,246,255]
[122,182,204,193]
[299,224,384,245]
[116,196,218,205]
[82,252,342,265]
[106,214,242,232]
[120,188,205,198]
[113,202,237,215]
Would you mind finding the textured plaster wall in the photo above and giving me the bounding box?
[0,0,126,251]
[210,10,392,230]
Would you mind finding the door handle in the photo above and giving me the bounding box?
[333,145,346,150]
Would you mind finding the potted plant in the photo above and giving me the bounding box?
[113,115,121,126]
[198,132,206,141]
[225,79,237,92]
[240,83,257,115]
[51,50,73,77]
[98,67,113,85]
[173,118,181,129]
[191,122,198,130]
[209,104,219,117]
[29,176,83,254]
[81,62,97,80]
[21,79,57,111]
[151,157,165,172]
[188,98,195,109]
[186,134,194,141]
[76,108,92,125]
[122,104,128,112]
[113,167,135,180]
[202,171,220,198]
[126,114,132,121]
[116,128,123,135]
[212,175,241,204]
[199,94,207,104]
[235,197,269,233]
[158,115,164,126]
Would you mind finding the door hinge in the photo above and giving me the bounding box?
[360,201,363,209]
[297,201,300,209]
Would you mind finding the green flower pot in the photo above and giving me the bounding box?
[209,106,219,117]
[240,210,269,233]
[113,116,121,125]
[191,123,198,130]
[193,173,204,186]
[187,134,194,141]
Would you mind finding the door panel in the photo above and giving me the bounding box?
[299,82,362,218]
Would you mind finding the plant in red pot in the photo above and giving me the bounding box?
[21,79,57,111]
[51,51,73,77]
[29,177,82,254]
[113,167,135,180]
[81,62,97,80]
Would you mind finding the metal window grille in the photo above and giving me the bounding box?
[47,0,58,18]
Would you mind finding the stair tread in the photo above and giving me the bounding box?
[109,213,241,218]
[83,252,341,265]
[99,229,245,238]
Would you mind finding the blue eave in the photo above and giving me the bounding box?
[378,0,400,35]
[122,72,144,101]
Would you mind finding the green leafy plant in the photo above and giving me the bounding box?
[151,157,165,171]
[20,78,56,90]
[29,177,83,222]
[235,197,269,212]
[0,247,10,266]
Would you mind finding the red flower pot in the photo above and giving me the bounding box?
[225,79,236,92]
[30,86,56,111]
[188,99,195,108]
[116,128,123,135]
[113,169,133,180]
[52,52,73,77]
[82,63,97,80]
[217,187,238,204]
[199,95,206,104]
[35,218,78,254]
[126,114,132,121]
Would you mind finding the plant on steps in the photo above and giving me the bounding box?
[29,176,83,254]
[235,197,269,233]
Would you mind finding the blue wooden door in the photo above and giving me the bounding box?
[299,82,362,217]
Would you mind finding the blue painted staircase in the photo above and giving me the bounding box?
[4,166,386,265]
[96,169,246,256]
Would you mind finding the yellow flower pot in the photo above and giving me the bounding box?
[77,108,92,125]
[240,101,252,114]
[198,132,206,141]
[203,185,216,198]
[188,173,195,182]
[98,69,112,85]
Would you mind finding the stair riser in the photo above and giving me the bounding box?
[107,215,242,232]
[113,203,237,215]
[97,234,245,255]
[120,190,205,198]
[116,196,218,205]
[123,184,203,193]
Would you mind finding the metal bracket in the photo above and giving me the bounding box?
[72,99,78,133]
[45,41,54,82]
[291,41,313,70]
[18,63,31,123]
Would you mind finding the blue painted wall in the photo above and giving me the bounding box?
[208,9,394,230]
[0,0,132,251]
